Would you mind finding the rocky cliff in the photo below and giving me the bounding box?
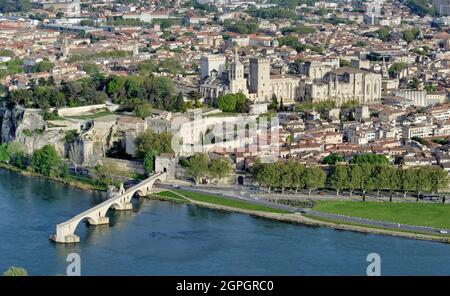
[0,107,66,155]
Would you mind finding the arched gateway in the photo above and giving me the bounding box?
[50,172,166,243]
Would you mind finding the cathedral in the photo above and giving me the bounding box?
[199,54,382,106]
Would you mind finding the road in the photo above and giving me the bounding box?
[156,183,449,236]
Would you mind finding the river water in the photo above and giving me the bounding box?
[0,169,449,275]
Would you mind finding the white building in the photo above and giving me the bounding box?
[200,55,226,80]
[433,0,450,16]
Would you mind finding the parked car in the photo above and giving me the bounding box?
[439,229,448,234]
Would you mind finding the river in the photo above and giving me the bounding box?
[0,169,449,275]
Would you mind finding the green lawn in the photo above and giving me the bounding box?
[313,201,450,229]
[173,189,290,214]
[66,111,113,120]
[155,191,190,203]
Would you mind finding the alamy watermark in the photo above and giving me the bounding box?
[366,253,381,276]
[66,253,81,276]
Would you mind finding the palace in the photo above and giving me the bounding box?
[299,66,383,105]
[200,54,382,106]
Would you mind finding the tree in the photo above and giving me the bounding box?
[134,102,152,118]
[218,94,237,112]
[235,93,249,113]
[291,161,305,194]
[268,94,278,110]
[143,151,156,175]
[385,166,400,202]
[400,168,416,198]
[0,143,9,163]
[429,167,448,194]
[413,167,431,201]
[152,76,175,108]
[322,153,344,165]
[7,141,25,168]
[279,161,293,194]
[350,153,389,165]
[377,26,390,41]
[403,27,420,43]
[0,0,31,13]
[31,145,63,177]
[329,164,348,196]
[304,166,326,195]
[106,76,126,99]
[348,165,362,196]
[134,129,173,159]
[64,130,79,143]
[373,165,391,197]
[403,30,415,43]
[173,92,187,113]
[253,162,279,193]
[359,164,375,201]
[388,62,408,79]
[80,19,95,27]
[223,19,259,34]
[209,157,233,184]
[3,266,28,276]
[7,89,32,106]
[138,60,156,75]
[186,153,209,184]
[339,59,352,67]
[33,60,54,73]
[82,63,99,75]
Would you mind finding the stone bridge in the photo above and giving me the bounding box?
[51,172,166,243]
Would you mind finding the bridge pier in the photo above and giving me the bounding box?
[88,216,109,225]
[50,233,80,244]
[112,202,132,211]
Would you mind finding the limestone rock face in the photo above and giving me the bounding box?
[0,107,66,155]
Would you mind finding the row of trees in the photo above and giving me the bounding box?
[0,0,30,13]
[0,141,120,189]
[251,160,449,200]
[223,19,259,34]
[6,74,106,109]
[247,7,298,20]
[0,142,68,178]
[105,74,186,112]
[181,153,234,184]
[252,161,325,194]
[6,60,188,113]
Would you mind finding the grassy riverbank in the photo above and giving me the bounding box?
[153,189,450,243]
[0,163,106,191]
[153,191,190,203]
[313,201,450,229]
[172,189,290,214]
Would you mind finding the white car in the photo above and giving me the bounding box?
[439,229,448,234]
